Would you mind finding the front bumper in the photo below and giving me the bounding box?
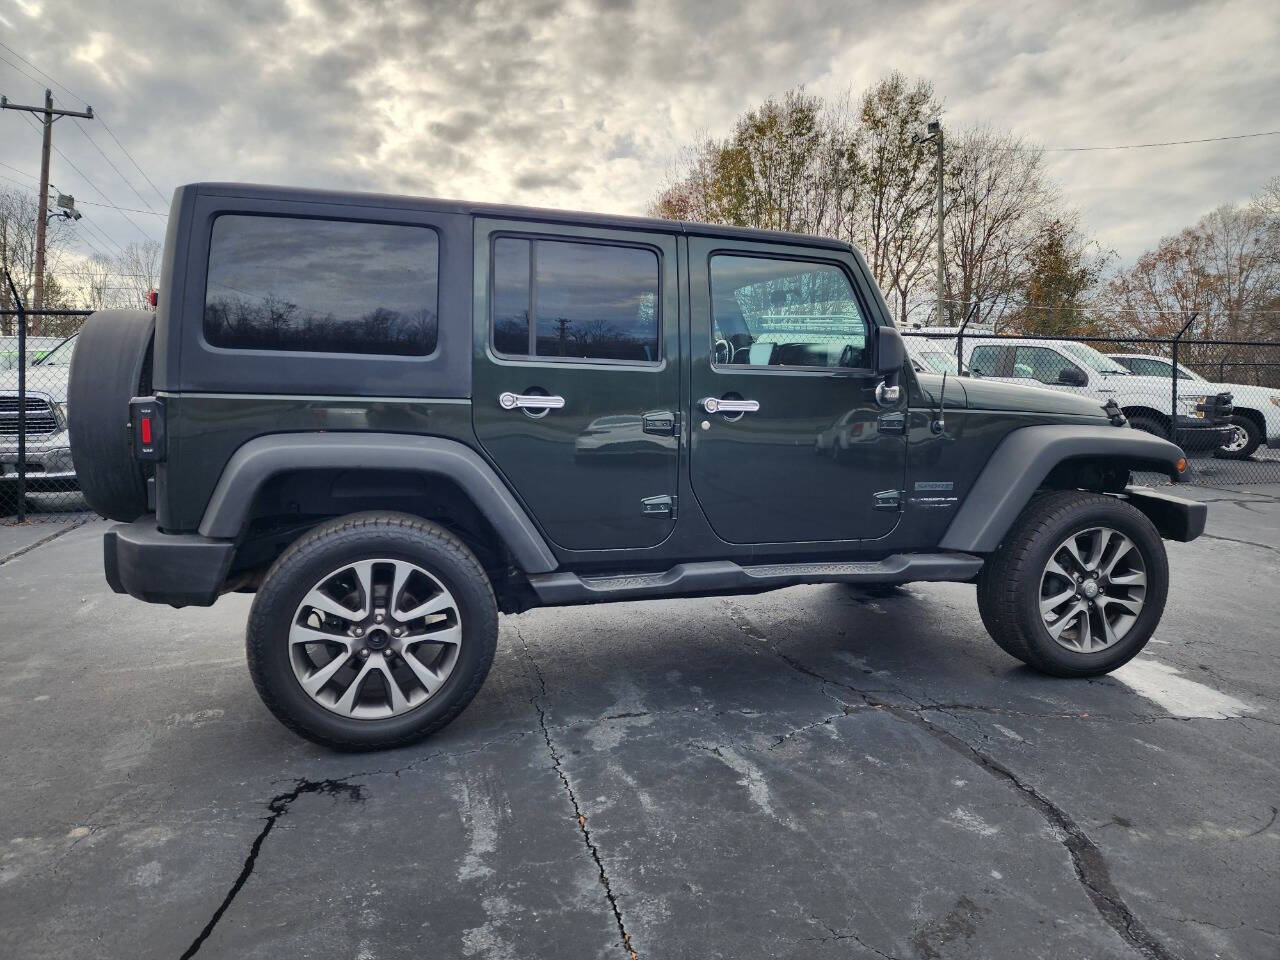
[1125,486,1207,542]
[104,517,234,608]
[0,429,78,489]
[1173,418,1233,455]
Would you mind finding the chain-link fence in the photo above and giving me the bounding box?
[904,330,1280,487]
[1,308,91,524]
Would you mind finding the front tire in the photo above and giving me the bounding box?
[247,512,498,750]
[1214,414,1262,460]
[976,491,1168,677]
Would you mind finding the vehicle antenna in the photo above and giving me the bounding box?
[932,372,947,435]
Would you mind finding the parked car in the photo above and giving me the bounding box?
[963,338,1234,454]
[0,335,63,371]
[1109,353,1280,460]
[0,334,78,493]
[68,182,1206,749]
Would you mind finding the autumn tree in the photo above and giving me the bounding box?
[1012,217,1109,336]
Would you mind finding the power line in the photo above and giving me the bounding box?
[13,111,158,243]
[1042,130,1280,152]
[0,160,165,217]
[0,168,135,255]
[98,119,169,208]
[70,118,159,212]
[0,39,87,102]
[936,295,1280,317]
[0,39,169,205]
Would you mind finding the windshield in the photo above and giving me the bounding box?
[1058,341,1131,375]
[33,334,76,367]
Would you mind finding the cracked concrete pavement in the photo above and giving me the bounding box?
[1,484,1277,959]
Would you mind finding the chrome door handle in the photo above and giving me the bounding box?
[702,397,760,414]
[499,391,565,410]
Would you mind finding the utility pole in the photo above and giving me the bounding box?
[933,122,944,327]
[1,88,94,313]
[914,120,946,327]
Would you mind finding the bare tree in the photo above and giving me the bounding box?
[943,127,1056,330]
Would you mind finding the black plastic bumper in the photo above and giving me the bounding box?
[1173,419,1232,454]
[1125,486,1207,542]
[104,517,234,608]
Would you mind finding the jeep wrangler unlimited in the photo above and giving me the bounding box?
[68,183,1206,750]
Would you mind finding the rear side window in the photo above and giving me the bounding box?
[969,345,1002,376]
[491,237,659,363]
[203,215,439,356]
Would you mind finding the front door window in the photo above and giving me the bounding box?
[710,256,869,370]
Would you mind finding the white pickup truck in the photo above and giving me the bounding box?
[1109,353,1280,460]
[956,338,1235,455]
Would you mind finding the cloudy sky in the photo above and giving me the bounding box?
[1,0,1276,267]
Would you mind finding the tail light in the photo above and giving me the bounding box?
[129,396,166,461]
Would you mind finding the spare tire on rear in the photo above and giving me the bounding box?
[68,310,156,522]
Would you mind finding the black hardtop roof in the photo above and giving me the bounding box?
[189,182,853,252]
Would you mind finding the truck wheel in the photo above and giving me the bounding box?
[1126,414,1166,439]
[246,512,498,750]
[1214,415,1261,460]
[67,309,156,521]
[976,491,1168,677]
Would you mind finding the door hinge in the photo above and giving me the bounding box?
[872,489,902,512]
[642,411,680,436]
[641,494,677,519]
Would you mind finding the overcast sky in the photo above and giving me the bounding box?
[1,0,1276,267]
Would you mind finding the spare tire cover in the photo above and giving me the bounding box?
[68,310,156,521]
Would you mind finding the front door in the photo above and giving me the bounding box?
[472,219,681,551]
[687,239,907,544]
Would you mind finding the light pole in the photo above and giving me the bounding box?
[914,120,945,327]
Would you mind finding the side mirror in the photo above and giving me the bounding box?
[875,326,906,377]
[874,326,906,405]
[1057,367,1087,387]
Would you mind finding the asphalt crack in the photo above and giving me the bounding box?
[515,628,639,960]
[178,778,366,960]
[723,603,1178,960]
[0,517,89,566]
[1200,533,1280,557]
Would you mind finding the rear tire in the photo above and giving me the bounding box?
[247,512,498,750]
[67,310,155,521]
[976,491,1168,677]
[1214,414,1262,460]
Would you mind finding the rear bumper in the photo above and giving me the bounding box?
[104,517,233,607]
[1124,486,1207,542]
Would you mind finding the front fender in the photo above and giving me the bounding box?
[938,424,1185,553]
[198,432,559,573]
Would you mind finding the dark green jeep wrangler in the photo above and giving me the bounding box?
[68,183,1205,749]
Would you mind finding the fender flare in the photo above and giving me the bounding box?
[938,424,1184,553]
[198,433,559,573]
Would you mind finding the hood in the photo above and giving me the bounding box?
[920,373,1109,418]
[0,364,69,401]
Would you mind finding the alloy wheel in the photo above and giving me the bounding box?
[289,558,462,719]
[1038,526,1147,654]
[1220,425,1249,454]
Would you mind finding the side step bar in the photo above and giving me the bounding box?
[527,553,983,606]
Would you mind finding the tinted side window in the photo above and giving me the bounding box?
[491,238,659,363]
[204,215,439,356]
[1013,346,1084,385]
[710,256,868,368]
[969,345,1001,376]
[1127,357,1175,377]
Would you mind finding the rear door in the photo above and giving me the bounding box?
[471,220,681,551]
